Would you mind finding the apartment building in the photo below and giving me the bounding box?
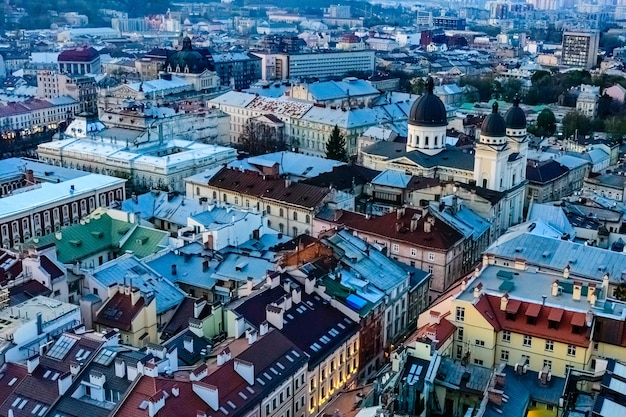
[562,30,600,69]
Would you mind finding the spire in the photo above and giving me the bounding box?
[426,77,434,94]
[492,101,499,113]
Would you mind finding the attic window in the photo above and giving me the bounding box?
[136,237,149,245]
[69,240,82,247]
[91,231,103,238]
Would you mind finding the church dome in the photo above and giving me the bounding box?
[481,102,506,137]
[504,97,526,129]
[408,78,447,127]
[164,37,210,74]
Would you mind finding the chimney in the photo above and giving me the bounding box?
[27,355,40,374]
[189,318,203,337]
[130,287,141,305]
[266,304,284,330]
[573,282,582,301]
[184,336,194,353]
[148,390,167,417]
[410,214,420,232]
[563,265,571,279]
[429,310,441,326]
[172,386,180,397]
[171,264,177,276]
[247,277,254,293]
[473,283,483,298]
[304,275,315,294]
[551,281,560,297]
[461,279,467,292]
[194,299,207,319]
[259,321,269,336]
[25,169,34,183]
[216,348,231,366]
[602,273,610,298]
[588,284,596,306]
[246,328,258,344]
[192,383,219,411]
[482,254,489,267]
[89,370,106,388]
[494,372,506,387]
[292,286,301,304]
[424,217,433,233]
[115,358,126,378]
[143,361,158,377]
[266,271,280,289]
[70,361,81,375]
[488,388,504,406]
[234,359,255,384]
[57,372,73,395]
[514,258,525,270]
[190,364,208,381]
[202,259,209,272]
[500,293,509,311]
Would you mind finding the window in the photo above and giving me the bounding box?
[267,205,271,214]
[474,359,484,365]
[523,335,532,347]
[475,339,485,347]
[567,345,576,356]
[500,350,509,362]
[93,288,98,295]
[545,340,554,352]
[502,330,511,342]
[457,327,464,342]
[428,252,435,261]
[565,364,574,374]
[543,359,552,369]
[293,212,298,221]
[455,307,465,322]
[280,208,284,217]
[410,248,417,257]
[293,227,298,236]
[234,197,238,205]
[391,243,400,253]
[223,194,227,203]
[305,215,310,223]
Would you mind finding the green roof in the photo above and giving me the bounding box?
[31,213,168,264]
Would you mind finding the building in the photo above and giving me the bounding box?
[212,52,262,90]
[576,84,600,118]
[432,16,467,30]
[37,123,237,193]
[162,37,221,92]
[360,82,529,235]
[37,70,98,115]
[252,49,375,81]
[0,158,125,246]
[186,166,354,237]
[231,274,360,414]
[0,97,79,135]
[562,31,600,69]
[57,47,101,74]
[0,296,81,363]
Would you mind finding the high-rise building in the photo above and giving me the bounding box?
[562,30,600,69]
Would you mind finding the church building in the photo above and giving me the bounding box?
[359,78,528,230]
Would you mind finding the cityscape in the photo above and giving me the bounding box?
[0,0,625,416]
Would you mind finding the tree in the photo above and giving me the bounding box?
[325,125,348,162]
[614,282,626,301]
[562,112,592,139]
[237,119,287,156]
[536,108,557,137]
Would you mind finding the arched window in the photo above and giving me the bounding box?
[425,136,429,146]
[279,208,284,217]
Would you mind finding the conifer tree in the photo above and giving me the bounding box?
[325,125,348,162]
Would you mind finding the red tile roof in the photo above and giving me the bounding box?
[0,363,27,409]
[476,295,591,347]
[525,303,541,318]
[58,47,99,62]
[505,299,521,314]
[324,208,464,250]
[414,314,457,350]
[547,308,563,322]
[94,292,146,331]
[208,167,331,209]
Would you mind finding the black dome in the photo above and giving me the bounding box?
[504,97,526,129]
[408,78,447,127]
[481,102,506,137]
[164,37,210,74]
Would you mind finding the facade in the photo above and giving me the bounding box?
[37,70,98,115]
[252,50,375,81]
[576,84,600,118]
[212,52,262,90]
[208,85,415,156]
[0,159,125,246]
[37,130,236,193]
[0,97,78,135]
[562,31,600,69]
[361,83,529,236]
[57,47,101,74]
[186,166,354,237]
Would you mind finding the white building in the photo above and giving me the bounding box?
[0,296,81,363]
[576,84,600,118]
[37,128,237,192]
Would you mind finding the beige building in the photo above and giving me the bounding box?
[186,166,354,237]
[93,283,158,347]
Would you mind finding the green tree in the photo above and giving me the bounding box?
[605,116,626,138]
[614,282,626,301]
[325,125,348,162]
[562,112,592,138]
[535,108,557,137]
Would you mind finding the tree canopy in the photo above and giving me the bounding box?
[325,125,348,162]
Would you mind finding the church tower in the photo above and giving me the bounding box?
[406,77,448,155]
[473,102,509,191]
